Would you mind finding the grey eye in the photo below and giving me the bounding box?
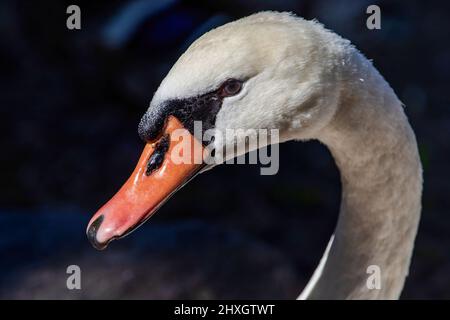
[219,79,243,97]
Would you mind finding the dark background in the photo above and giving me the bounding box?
[1,0,449,299]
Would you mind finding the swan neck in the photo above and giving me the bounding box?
[301,55,422,299]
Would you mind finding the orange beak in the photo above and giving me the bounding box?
[86,116,205,250]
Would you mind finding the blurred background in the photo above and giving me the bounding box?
[1,0,449,299]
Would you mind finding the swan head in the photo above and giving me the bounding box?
[87,12,348,249]
[145,12,344,150]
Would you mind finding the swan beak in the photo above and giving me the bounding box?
[86,116,205,250]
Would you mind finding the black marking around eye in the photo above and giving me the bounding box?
[138,90,224,145]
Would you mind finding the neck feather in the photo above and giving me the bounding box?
[299,52,422,299]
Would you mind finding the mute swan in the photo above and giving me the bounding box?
[87,12,422,299]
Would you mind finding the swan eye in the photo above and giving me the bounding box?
[219,79,242,97]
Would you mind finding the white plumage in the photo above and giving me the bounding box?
[145,11,423,299]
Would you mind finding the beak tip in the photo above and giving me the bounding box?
[87,215,108,250]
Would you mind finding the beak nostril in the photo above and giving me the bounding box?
[87,215,107,250]
[146,134,170,176]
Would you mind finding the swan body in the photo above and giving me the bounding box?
[88,11,422,299]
